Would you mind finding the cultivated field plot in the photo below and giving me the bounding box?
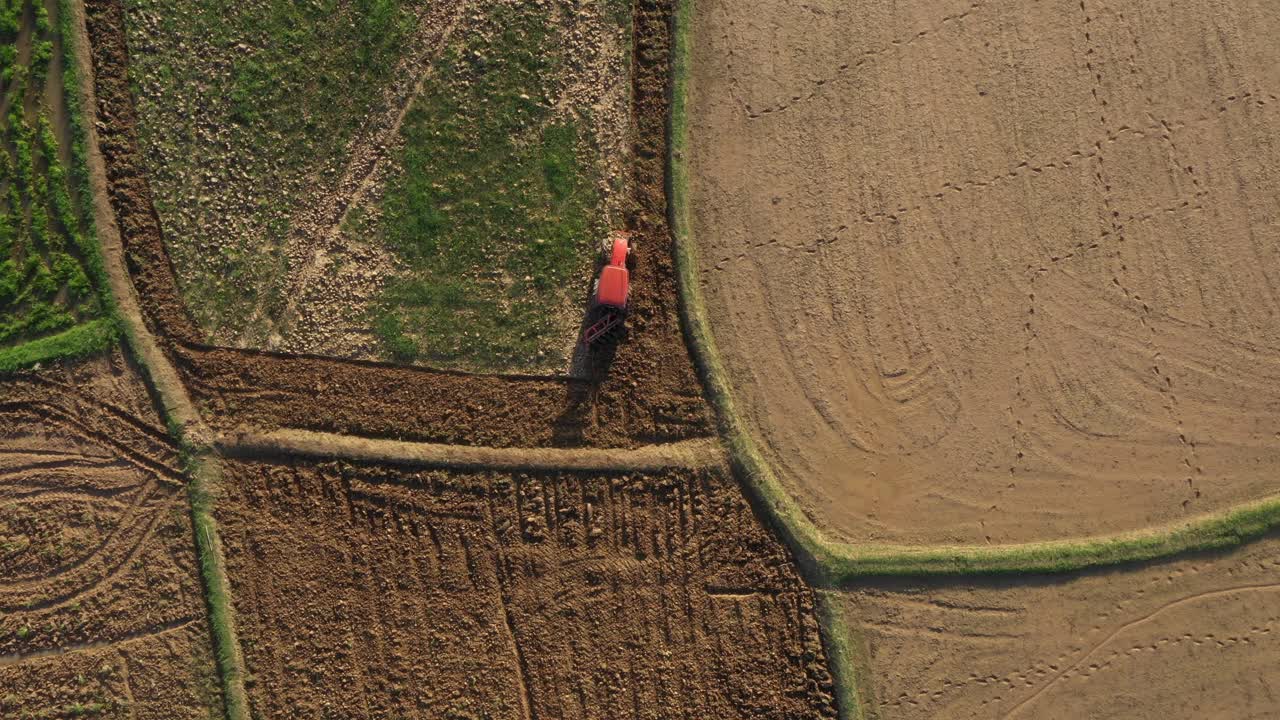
[216,458,837,719]
[125,0,631,372]
[839,533,1280,719]
[687,0,1280,545]
[0,0,112,366]
[86,0,710,448]
[0,352,221,718]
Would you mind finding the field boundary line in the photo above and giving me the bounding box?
[669,2,869,718]
[216,428,727,474]
[71,2,247,718]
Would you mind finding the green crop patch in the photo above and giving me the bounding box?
[366,3,604,371]
[0,0,110,366]
[126,0,628,372]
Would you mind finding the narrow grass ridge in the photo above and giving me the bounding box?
[68,0,246,716]
[669,3,871,717]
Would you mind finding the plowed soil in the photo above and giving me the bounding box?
[687,0,1280,544]
[82,0,711,448]
[0,352,221,718]
[839,533,1280,719]
[216,457,838,719]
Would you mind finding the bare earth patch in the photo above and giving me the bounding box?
[688,0,1280,545]
[217,458,838,719]
[0,352,221,718]
[839,533,1280,719]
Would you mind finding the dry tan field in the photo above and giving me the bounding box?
[839,533,1280,719]
[687,0,1280,545]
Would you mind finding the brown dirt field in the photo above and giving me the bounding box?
[839,533,1280,719]
[82,0,712,448]
[687,0,1280,545]
[0,353,222,718]
[216,457,837,719]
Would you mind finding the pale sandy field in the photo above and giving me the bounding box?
[838,533,1280,719]
[688,0,1280,545]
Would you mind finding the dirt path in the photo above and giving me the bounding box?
[687,0,1280,546]
[272,0,473,351]
[69,0,211,447]
[217,429,727,474]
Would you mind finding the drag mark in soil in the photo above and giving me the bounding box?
[0,617,198,669]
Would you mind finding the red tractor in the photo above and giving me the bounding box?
[583,231,632,346]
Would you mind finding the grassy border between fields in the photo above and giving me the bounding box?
[67,1,248,717]
[185,451,251,720]
[666,0,1280,585]
[669,4,871,717]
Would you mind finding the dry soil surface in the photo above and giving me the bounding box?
[839,533,1280,719]
[688,0,1280,545]
[0,352,221,718]
[216,458,837,719]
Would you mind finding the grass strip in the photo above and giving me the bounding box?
[186,452,251,720]
[669,2,872,718]
[0,316,117,371]
[822,495,1280,579]
[815,592,878,720]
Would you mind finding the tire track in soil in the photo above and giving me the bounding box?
[0,617,198,669]
[275,0,474,342]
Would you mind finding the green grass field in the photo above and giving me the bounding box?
[125,0,424,342]
[0,0,115,369]
[365,3,605,370]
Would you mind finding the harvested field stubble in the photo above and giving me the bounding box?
[840,534,1280,719]
[687,0,1280,546]
[83,0,712,448]
[0,351,221,718]
[216,458,838,719]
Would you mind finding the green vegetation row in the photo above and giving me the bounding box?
[0,0,118,371]
[367,2,606,371]
[185,452,250,720]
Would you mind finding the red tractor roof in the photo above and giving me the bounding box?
[596,265,629,309]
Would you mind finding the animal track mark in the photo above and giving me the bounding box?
[742,1,994,119]
[1001,582,1280,718]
